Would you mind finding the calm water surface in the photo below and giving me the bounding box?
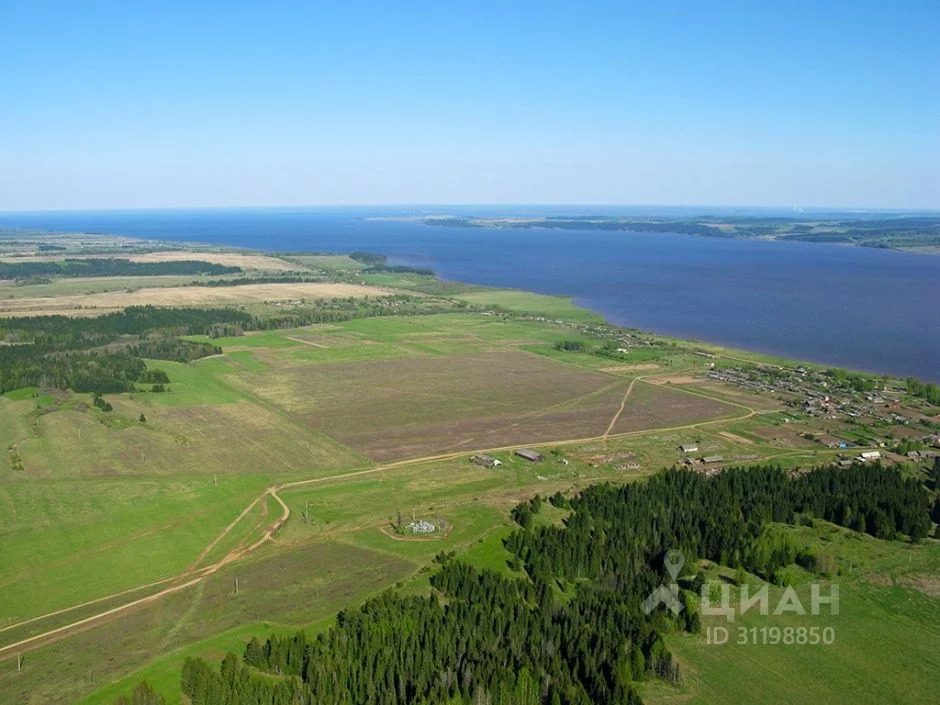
[2,208,937,381]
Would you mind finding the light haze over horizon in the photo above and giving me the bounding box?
[3,1,938,211]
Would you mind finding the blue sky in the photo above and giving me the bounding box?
[1,1,937,209]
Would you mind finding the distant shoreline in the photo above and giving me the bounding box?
[365,214,940,254]
[1,213,936,381]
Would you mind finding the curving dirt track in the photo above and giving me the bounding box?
[0,388,752,660]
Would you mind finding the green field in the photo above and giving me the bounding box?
[1,271,936,705]
[643,525,940,705]
[455,289,604,322]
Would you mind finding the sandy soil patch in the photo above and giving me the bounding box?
[719,431,755,445]
[600,364,660,373]
[0,282,393,317]
[751,425,817,448]
[645,375,699,384]
[863,572,892,588]
[284,336,327,348]
[900,574,940,597]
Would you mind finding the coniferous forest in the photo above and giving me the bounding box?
[175,462,931,705]
[0,307,247,393]
[0,258,241,279]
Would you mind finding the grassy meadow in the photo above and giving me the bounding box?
[0,272,936,705]
[643,525,940,705]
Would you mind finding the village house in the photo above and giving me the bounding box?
[470,453,502,468]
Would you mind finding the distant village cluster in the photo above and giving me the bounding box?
[705,364,940,464]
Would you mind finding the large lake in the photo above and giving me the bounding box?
[1,207,937,382]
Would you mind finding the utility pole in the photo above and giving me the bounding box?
[16,653,22,672]
[234,576,239,595]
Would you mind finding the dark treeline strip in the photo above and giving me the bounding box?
[0,258,241,279]
[363,265,436,276]
[348,251,387,265]
[1,306,254,343]
[177,462,931,705]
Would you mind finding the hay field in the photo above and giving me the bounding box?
[0,281,393,316]
[13,398,365,480]
[124,251,307,271]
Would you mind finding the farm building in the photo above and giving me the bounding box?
[470,453,502,468]
[702,455,724,464]
[858,451,881,462]
[678,444,698,454]
[515,449,544,462]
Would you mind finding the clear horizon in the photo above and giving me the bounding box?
[2,203,940,216]
[3,1,938,210]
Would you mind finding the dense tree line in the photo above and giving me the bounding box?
[363,265,436,276]
[508,463,931,593]
[349,251,388,265]
[553,340,585,352]
[182,563,665,705]
[906,377,940,405]
[0,258,240,279]
[6,340,219,394]
[178,462,931,705]
[0,306,243,393]
[824,367,879,393]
